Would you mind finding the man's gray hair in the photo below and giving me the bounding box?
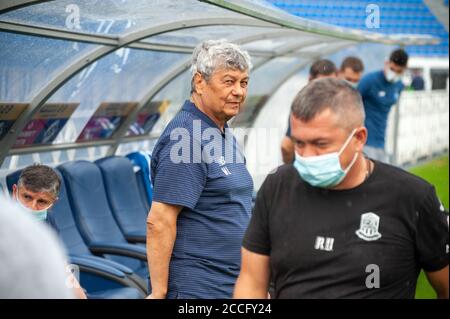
[291,78,365,129]
[190,39,252,92]
[17,164,61,198]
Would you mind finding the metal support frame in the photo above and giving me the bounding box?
[0,46,112,165]
[0,17,279,166]
[109,41,355,156]
[0,0,433,164]
[243,42,355,143]
[391,101,401,166]
[105,60,192,156]
[0,41,353,161]
[0,0,52,15]
[0,20,275,57]
[0,20,119,44]
[268,42,354,98]
[0,14,336,161]
[8,140,116,156]
[106,37,337,155]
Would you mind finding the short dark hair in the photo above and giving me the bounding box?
[17,164,61,198]
[340,56,364,73]
[309,59,337,80]
[389,49,408,67]
[291,78,365,129]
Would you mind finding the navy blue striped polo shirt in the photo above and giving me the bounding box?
[151,100,254,299]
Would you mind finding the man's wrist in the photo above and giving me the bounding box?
[151,289,167,299]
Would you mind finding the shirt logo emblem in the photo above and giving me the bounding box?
[356,212,382,241]
[378,91,386,97]
[217,156,226,166]
[217,156,231,176]
[221,167,231,176]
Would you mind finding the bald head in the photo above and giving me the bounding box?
[291,78,365,130]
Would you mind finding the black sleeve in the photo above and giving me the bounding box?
[242,175,273,256]
[415,186,449,272]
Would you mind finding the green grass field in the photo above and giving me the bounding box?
[408,155,449,299]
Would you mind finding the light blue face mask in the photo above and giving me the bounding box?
[16,193,49,221]
[294,129,359,188]
[344,79,359,88]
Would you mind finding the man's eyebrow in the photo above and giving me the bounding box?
[222,75,249,81]
[292,137,331,143]
[222,75,236,80]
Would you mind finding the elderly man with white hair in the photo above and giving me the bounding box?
[147,40,254,299]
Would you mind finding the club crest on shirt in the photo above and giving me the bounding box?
[356,212,382,241]
[216,156,231,176]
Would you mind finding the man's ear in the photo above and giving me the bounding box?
[354,127,368,152]
[193,72,205,95]
[12,184,17,197]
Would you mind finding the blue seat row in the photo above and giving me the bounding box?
[6,154,153,299]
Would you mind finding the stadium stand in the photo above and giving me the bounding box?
[268,0,449,57]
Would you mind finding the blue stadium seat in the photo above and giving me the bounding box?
[69,256,145,299]
[95,156,148,244]
[86,287,143,299]
[58,161,149,282]
[6,168,146,298]
[125,152,153,211]
[5,169,21,194]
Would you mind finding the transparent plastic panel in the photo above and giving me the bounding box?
[13,48,188,147]
[124,55,271,137]
[0,32,96,102]
[243,36,311,52]
[232,56,305,127]
[0,0,247,37]
[141,25,282,47]
[127,70,191,137]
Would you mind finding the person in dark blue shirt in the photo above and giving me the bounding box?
[147,40,254,299]
[411,69,425,91]
[338,56,364,88]
[358,49,408,163]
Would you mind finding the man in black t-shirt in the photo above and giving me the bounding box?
[234,78,449,299]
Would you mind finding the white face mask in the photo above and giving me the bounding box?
[385,68,402,83]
